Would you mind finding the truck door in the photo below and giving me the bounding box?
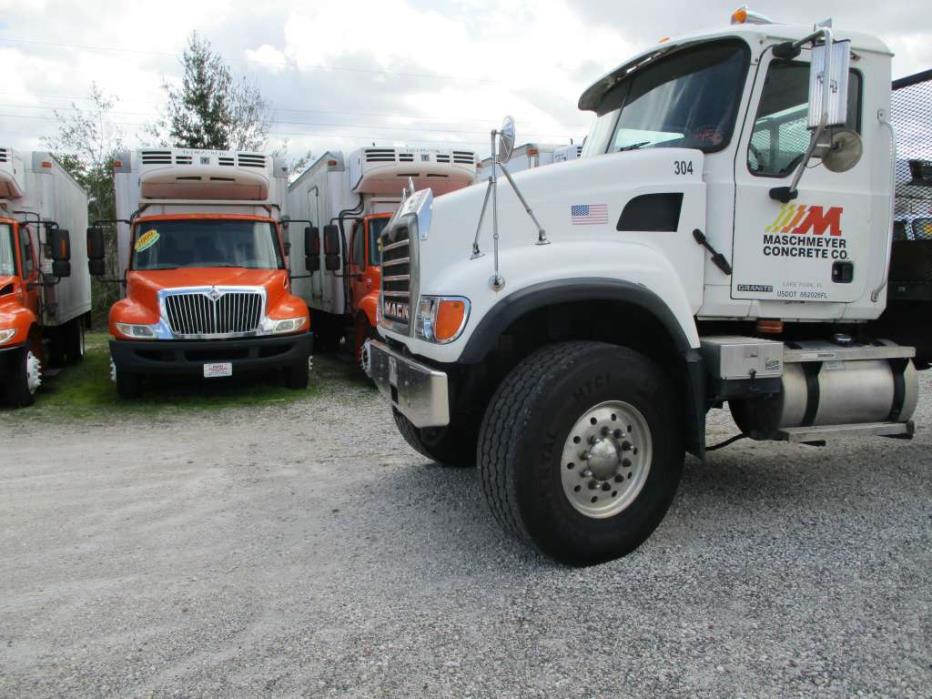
[349,220,366,311]
[731,56,871,306]
[17,223,40,317]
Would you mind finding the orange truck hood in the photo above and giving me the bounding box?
[113,267,307,327]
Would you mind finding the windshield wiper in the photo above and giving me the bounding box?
[616,141,651,152]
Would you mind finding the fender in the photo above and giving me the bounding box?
[459,278,706,459]
[0,299,38,350]
[356,289,379,329]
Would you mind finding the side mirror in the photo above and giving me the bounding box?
[323,224,340,255]
[323,224,341,271]
[48,228,71,262]
[87,225,105,261]
[89,259,106,277]
[808,39,851,129]
[304,226,320,273]
[52,260,71,278]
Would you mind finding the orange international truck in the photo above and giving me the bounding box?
[285,146,476,362]
[0,148,90,407]
[89,148,312,398]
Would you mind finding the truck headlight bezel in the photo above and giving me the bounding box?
[415,296,470,344]
[268,316,307,335]
[0,328,17,346]
[114,322,159,340]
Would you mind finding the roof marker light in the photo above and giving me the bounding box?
[730,6,773,25]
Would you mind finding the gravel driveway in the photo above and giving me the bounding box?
[1,362,930,697]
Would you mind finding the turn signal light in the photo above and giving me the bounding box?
[757,319,784,334]
[730,6,772,24]
[435,299,467,342]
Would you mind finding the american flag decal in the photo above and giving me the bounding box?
[571,203,608,225]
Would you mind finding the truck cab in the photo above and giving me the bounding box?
[1,149,89,407]
[366,10,931,565]
[93,149,312,398]
[287,147,476,362]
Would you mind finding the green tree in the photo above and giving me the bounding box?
[155,32,271,151]
[44,83,123,322]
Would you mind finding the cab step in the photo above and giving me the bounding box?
[776,421,914,444]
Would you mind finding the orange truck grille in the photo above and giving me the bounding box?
[164,290,263,337]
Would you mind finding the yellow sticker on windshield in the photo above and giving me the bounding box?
[135,229,160,253]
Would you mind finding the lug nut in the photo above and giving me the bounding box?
[588,480,598,490]
[621,441,632,451]
[601,482,610,492]
[622,458,632,468]
[614,474,624,483]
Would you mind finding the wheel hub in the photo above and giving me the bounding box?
[25,351,42,395]
[585,437,619,479]
[560,400,652,519]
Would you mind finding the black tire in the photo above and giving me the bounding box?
[3,343,39,407]
[115,367,142,399]
[478,341,684,566]
[284,357,310,389]
[65,319,85,363]
[313,315,343,353]
[393,408,478,468]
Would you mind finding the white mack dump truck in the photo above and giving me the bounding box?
[365,9,932,566]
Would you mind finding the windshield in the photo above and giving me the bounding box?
[131,219,283,271]
[583,40,749,156]
[0,224,15,276]
[369,218,389,266]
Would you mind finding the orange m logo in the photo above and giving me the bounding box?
[766,204,843,236]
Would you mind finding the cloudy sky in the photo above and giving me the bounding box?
[2,0,930,162]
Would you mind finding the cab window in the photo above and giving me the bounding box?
[351,222,365,268]
[20,226,35,276]
[368,218,390,266]
[748,61,861,177]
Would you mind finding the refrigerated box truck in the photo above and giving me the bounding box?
[89,148,312,398]
[0,148,89,406]
[286,146,476,360]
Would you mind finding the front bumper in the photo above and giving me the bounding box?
[110,332,313,375]
[0,342,26,372]
[366,340,450,427]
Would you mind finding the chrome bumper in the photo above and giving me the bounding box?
[366,340,450,428]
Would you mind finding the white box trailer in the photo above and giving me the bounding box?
[112,149,289,276]
[286,146,476,355]
[0,148,90,405]
[477,142,579,180]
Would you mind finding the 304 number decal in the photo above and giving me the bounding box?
[674,160,694,175]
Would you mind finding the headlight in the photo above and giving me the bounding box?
[269,317,307,335]
[0,328,17,346]
[415,296,470,344]
[114,322,158,340]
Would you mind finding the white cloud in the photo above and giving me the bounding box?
[246,44,289,73]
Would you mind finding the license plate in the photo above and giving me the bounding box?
[388,356,398,385]
[203,362,232,378]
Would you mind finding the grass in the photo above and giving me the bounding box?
[2,332,369,422]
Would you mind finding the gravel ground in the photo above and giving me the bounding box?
[1,361,930,697]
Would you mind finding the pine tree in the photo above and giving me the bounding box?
[158,32,270,151]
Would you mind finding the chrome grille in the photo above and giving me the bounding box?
[381,225,412,329]
[164,290,263,337]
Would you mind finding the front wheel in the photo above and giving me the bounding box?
[112,359,142,399]
[284,357,310,390]
[393,409,478,468]
[478,342,684,566]
[3,343,42,407]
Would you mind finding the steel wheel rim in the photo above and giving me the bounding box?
[25,351,42,395]
[560,400,652,519]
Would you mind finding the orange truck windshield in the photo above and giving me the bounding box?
[0,224,15,276]
[131,219,283,271]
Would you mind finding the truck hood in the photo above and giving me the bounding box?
[415,148,704,290]
[123,267,295,315]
